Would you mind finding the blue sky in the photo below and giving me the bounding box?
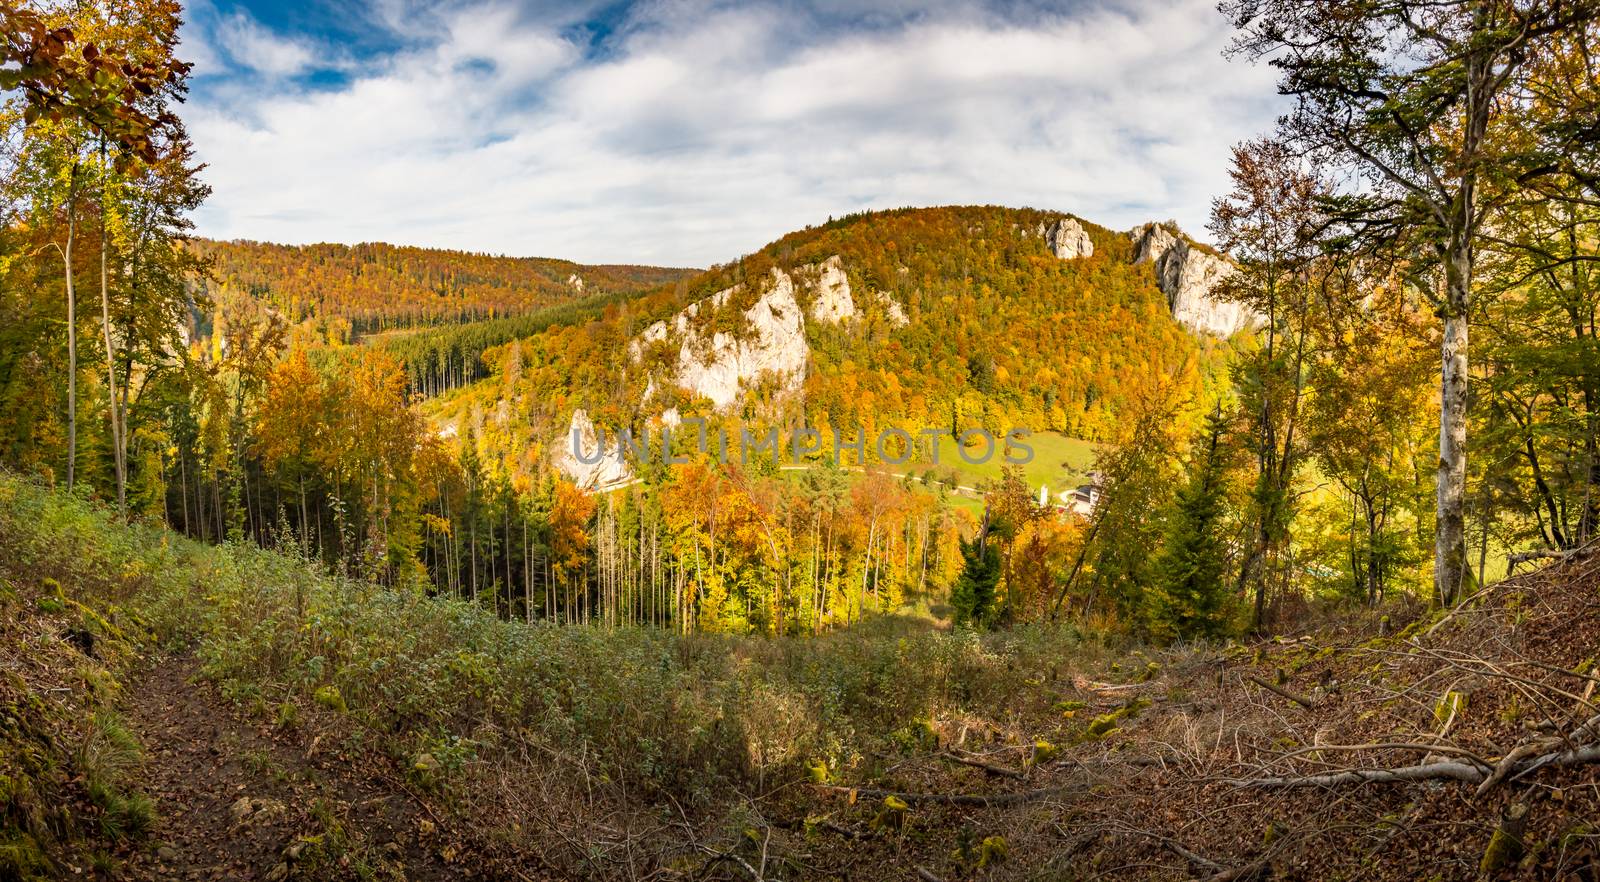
[178,0,1285,266]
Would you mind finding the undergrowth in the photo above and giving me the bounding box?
[0,474,1115,873]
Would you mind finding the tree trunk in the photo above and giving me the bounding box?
[63,166,79,491]
[1436,294,1470,607]
[98,142,127,515]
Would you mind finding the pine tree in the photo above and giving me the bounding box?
[1148,410,1234,642]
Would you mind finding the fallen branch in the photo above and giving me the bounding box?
[814,783,1070,807]
[1474,738,1558,798]
[1505,544,1595,571]
[1425,541,1598,638]
[1277,741,1493,769]
[1157,837,1221,872]
[942,750,1024,779]
[1244,674,1316,709]
[695,844,765,881]
[914,866,946,882]
[1201,857,1271,881]
[1230,742,1600,789]
[1074,677,1144,693]
[1507,549,1571,566]
[771,815,863,840]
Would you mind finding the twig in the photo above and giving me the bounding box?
[1202,857,1271,881]
[914,865,946,882]
[1157,837,1221,872]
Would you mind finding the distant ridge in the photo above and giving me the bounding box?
[188,238,698,333]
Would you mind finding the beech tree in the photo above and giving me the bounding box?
[1223,0,1600,605]
[1210,139,1324,629]
[4,0,198,503]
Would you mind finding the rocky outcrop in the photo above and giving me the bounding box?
[556,252,914,482]
[797,255,904,327]
[1129,223,1253,337]
[553,409,634,489]
[805,255,856,324]
[881,294,909,327]
[1041,217,1094,260]
[673,269,810,411]
[567,273,585,292]
[632,255,866,414]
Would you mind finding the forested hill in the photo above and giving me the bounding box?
[188,238,698,335]
[433,205,1216,479]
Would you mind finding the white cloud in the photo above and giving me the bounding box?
[182,0,1285,266]
[214,12,318,76]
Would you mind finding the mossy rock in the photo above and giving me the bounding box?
[978,835,1008,867]
[1080,696,1151,742]
[890,718,939,751]
[313,686,347,714]
[870,795,910,832]
[1084,714,1119,740]
[0,830,52,879]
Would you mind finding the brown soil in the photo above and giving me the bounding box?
[114,656,474,882]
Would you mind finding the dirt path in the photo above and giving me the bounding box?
[117,656,467,881]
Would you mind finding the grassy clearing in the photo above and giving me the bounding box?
[772,431,1099,516]
[928,431,1099,494]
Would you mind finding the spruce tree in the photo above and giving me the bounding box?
[951,510,1001,628]
[1149,410,1234,641]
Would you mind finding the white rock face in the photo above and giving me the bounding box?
[629,255,864,415]
[567,273,585,292]
[1130,223,1253,337]
[881,294,909,327]
[553,409,634,489]
[806,255,856,324]
[674,268,810,411]
[1041,217,1094,260]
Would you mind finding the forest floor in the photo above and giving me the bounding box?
[9,477,1600,881]
[113,657,472,882]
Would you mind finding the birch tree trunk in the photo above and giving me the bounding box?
[99,153,127,515]
[63,165,79,491]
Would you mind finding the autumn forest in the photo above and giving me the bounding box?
[6,0,1600,879]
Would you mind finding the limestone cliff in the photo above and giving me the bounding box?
[675,268,810,411]
[1041,217,1094,260]
[553,409,634,489]
[631,255,872,414]
[804,255,856,324]
[550,250,911,483]
[1129,223,1253,337]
